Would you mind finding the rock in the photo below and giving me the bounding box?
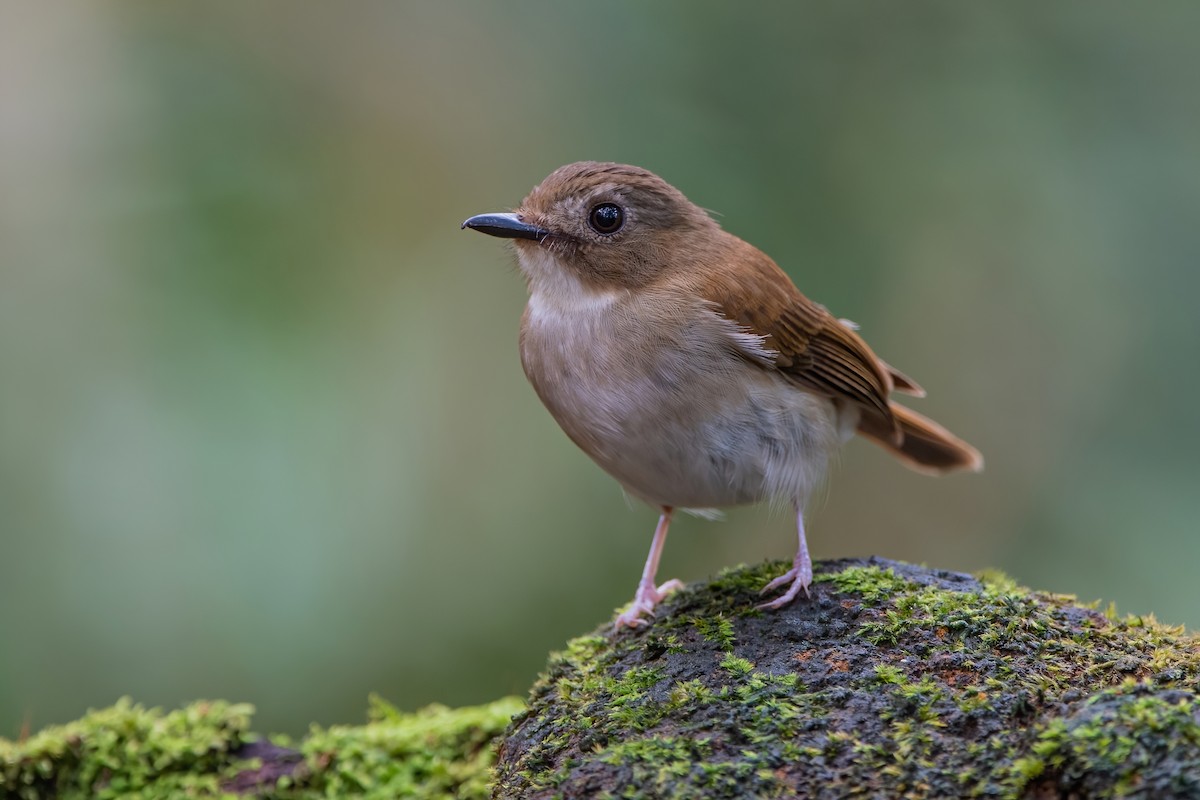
[493,558,1200,800]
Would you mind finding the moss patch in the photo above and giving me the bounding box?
[0,698,256,799]
[0,695,522,799]
[493,557,1200,800]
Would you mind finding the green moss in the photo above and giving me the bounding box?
[719,655,754,676]
[607,666,670,731]
[694,616,736,651]
[0,695,523,800]
[873,663,906,685]
[288,695,523,799]
[818,563,917,601]
[706,563,779,598]
[495,558,1200,800]
[598,735,782,800]
[975,568,1023,595]
[1009,686,1200,797]
[0,698,255,800]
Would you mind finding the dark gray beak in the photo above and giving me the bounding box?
[461,212,548,242]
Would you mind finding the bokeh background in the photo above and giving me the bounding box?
[3,3,1199,736]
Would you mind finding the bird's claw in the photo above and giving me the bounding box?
[614,578,684,630]
[756,566,812,611]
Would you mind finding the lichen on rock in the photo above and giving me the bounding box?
[493,558,1200,800]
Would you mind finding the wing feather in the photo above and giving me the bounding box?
[696,244,899,441]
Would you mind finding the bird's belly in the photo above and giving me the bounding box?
[527,348,843,509]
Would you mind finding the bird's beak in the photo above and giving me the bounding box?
[461,212,549,242]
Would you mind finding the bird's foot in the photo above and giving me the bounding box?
[615,578,684,629]
[757,562,812,611]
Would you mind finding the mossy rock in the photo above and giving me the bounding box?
[0,694,522,799]
[494,557,1200,800]
[5,558,1200,799]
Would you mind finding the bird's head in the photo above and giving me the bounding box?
[463,161,719,297]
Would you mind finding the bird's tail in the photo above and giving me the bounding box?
[857,402,983,476]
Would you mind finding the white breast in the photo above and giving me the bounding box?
[518,274,845,511]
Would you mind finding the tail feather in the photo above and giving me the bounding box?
[858,402,983,475]
[880,360,926,398]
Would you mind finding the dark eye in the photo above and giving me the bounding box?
[588,202,624,234]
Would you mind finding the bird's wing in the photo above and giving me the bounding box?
[697,248,901,441]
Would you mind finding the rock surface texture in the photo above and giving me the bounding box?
[5,559,1200,799]
[494,558,1200,800]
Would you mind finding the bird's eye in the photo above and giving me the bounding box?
[588,203,624,235]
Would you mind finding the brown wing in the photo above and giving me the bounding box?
[698,245,901,443]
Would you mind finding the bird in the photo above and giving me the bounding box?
[462,161,982,629]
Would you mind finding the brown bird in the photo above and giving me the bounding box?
[463,162,982,629]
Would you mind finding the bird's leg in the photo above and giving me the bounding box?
[758,504,813,610]
[614,507,684,629]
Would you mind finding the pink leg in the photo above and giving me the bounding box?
[614,507,685,629]
[758,505,813,610]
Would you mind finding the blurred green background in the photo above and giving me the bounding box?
[2,3,1199,736]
